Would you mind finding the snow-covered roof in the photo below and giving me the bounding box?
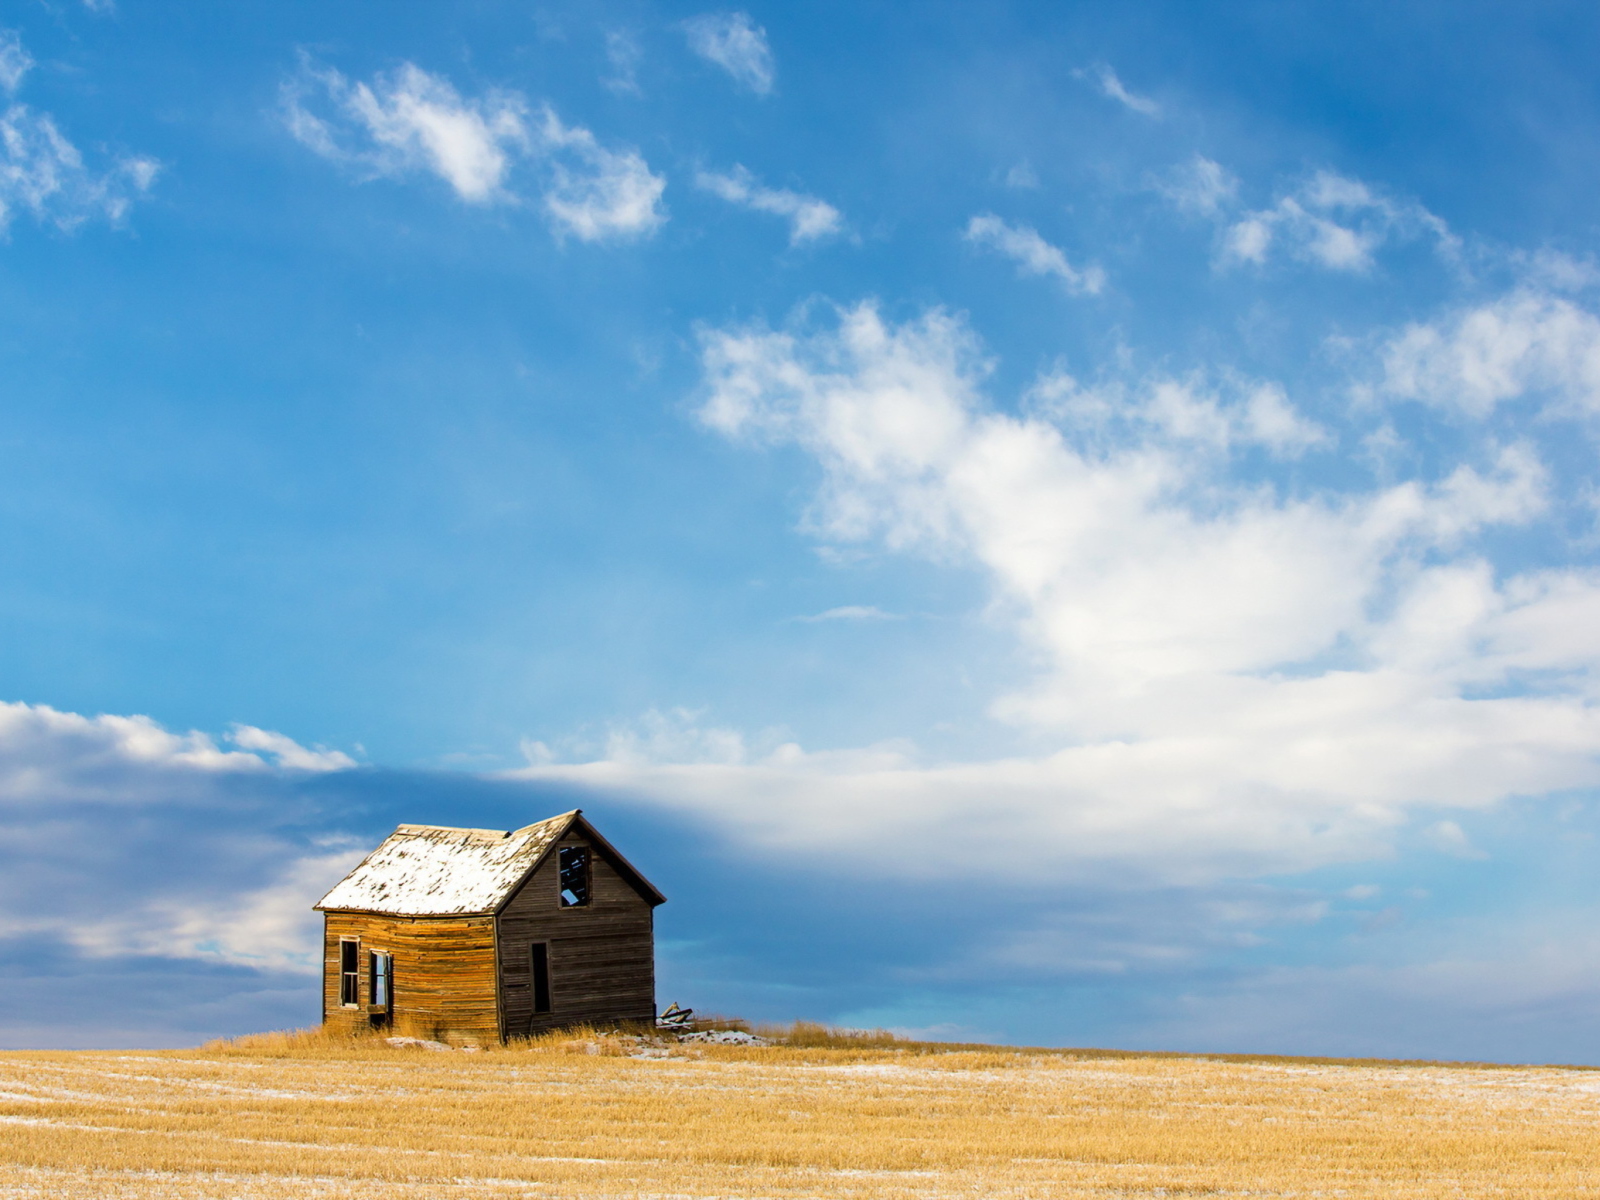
[315,810,577,917]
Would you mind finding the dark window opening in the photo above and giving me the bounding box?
[559,846,590,907]
[531,942,551,1014]
[369,951,391,1010]
[339,939,360,1006]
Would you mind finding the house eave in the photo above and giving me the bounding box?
[314,905,498,919]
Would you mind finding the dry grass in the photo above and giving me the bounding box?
[0,1027,1597,1198]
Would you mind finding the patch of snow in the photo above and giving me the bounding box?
[678,1029,769,1046]
[317,813,574,916]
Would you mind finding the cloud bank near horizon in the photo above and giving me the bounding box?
[3,695,1599,1061]
[0,702,360,980]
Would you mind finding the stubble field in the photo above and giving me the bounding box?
[0,1029,1597,1199]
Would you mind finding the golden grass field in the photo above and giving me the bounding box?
[1,1025,1597,1199]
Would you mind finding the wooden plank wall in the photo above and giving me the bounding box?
[496,836,656,1038]
[321,911,500,1045]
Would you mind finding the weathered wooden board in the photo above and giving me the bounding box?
[496,835,656,1037]
[321,911,499,1045]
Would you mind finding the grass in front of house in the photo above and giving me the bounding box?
[0,1025,1596,1198]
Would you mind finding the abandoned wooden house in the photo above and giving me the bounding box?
[314,809,665,1044]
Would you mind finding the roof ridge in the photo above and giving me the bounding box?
[394,823,511,838]
[509,808,581,836]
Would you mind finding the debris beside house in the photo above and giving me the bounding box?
[656,1001,694,1031]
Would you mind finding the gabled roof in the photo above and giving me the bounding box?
[314,809,665,917]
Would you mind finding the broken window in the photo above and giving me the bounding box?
[369,951,391,1010]
[558,845,590,907]
[531,942,551,1014]
[340,938,360,1006]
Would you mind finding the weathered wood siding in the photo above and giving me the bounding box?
[496,835,656,1037]
[321,911,499,1045]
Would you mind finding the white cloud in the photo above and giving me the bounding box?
[283,58,528,203]
[0,30,31,94]
[1080,63,1160,117]
[0,702,360,973]
[1003,161,1039,190]
[283,57,665,241]
[0,702,264,800]
[697,165,841,244]
[509,302,1600,889]
[602,707,752,767]
[964,214,1105,295]
[1517,248,1600,293]
[1241,382,1332,454]
[228,724,358,772]
[0,702,355,803]
[1382,291,1600,420]
[1422,818,1487,859]
[0,32,158,235]
[1219,170,1455,273]
[684,11,775,95]
[798,605,901,622]
[1157,155,1237,218]
[1026,367,1329,458]
[535,106,666,242]
[603,29,643,96]
[56,843,365,973]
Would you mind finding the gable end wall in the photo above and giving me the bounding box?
[496,837,656,1037]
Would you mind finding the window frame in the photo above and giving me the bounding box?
[558,844,591,908]
[339,937,361,1007]
[530,941,552,1014]
[369,950,391,1013]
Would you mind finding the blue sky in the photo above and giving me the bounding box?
[4,0,1600,1060]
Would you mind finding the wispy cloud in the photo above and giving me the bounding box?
[1382,290,1600,421]
[603,29,643,96]
[697,165,842,244]
[0,30,31,94]
[1156,155,1238,217]
[1027,367,1330,458]
[0,31,158,235]
[1003,161,1039,190]
[228,724,357,772]
[283,56,666,241]
[282,58,529,203]
[0,111,158,236]
[1219,170,1456,273]
[535,106,666,242]
[684,12,775,95]
[1422,819,1488,860]
[964,214,1105,294]
[797,605,901,623]
[1078,62,1160,117]
[1517,248,1600,293]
